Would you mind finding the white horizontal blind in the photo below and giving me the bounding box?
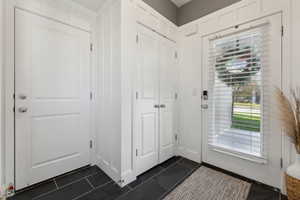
[208,25,270,159]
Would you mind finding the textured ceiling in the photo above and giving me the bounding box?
[170,0,193,7]
[72,0,106,11]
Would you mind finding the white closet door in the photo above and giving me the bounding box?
[159,39,177,163]
[136,25,160,175]
[15,9,90,189]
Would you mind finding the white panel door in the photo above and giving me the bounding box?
[202,14,282,188]
[15,9,91,189]
[135,25,160,175]
[159,38,177,163]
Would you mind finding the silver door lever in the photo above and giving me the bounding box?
[18,107,28,113]
[19,94,27,100]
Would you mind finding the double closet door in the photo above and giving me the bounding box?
[135,25,178,175]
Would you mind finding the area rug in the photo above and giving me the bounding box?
[163,166,251,200]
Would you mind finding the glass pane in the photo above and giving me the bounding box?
[211,31,263,157]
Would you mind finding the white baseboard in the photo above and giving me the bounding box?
[121,169,136,187]
[96,156,120,185]
[177,146,201,163]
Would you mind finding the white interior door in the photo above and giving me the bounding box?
[15,9,91,189]
[135,25,160,175]
[159,38,177,163]
[202,14,282,188]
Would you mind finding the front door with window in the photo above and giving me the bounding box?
[202,14,282,188]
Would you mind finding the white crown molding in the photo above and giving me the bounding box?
[72,0,106,12]
[170,0,193,7]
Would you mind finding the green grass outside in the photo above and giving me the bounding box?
[234,102,260,109]
[231,113,261,132]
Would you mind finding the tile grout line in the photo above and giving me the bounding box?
[54,165,92,180]
[25,165,91,195]
[85,177,95,189]
[53,178,59,190]
[52,170,103,190]
[32,175,100,200]
[116,157,184,200]
[23,168,103,200]
[32,188,59,200]
[71,180,114,200]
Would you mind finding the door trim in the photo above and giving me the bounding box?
[4,1,94,192]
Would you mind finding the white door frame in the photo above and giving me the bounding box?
[4,1,95,192]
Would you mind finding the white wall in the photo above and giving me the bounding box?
[0,0,4,190]
[94,0,122,183]
[177,33,202,162]
[290,0,300,163]
[120,0,136,185]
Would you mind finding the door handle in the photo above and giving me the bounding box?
[202,90,208,100]
[154,105,160,108]
[18,107,28,113]
[160,104,166,108]
[19,94,27,100]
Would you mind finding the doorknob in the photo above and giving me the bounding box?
[18,107,28,113]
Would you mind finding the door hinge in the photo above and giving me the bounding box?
[118,179,125,184]
[135,92,139,99]
[175,51,178,59]
[13,93,15,99]
[281,26,284,37]
[90,140,93,149]
[90,92,93,100]
[175,93,178,100]
[280,158,283,168]
[136,149,138,157]
[136,35,139,43]
[13,107,15,113]
[175,134,178,141]
[90,43,93,52]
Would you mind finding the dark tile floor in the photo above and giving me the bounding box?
[9,157,285,200]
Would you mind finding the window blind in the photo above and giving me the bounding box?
[208,25,269,159]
